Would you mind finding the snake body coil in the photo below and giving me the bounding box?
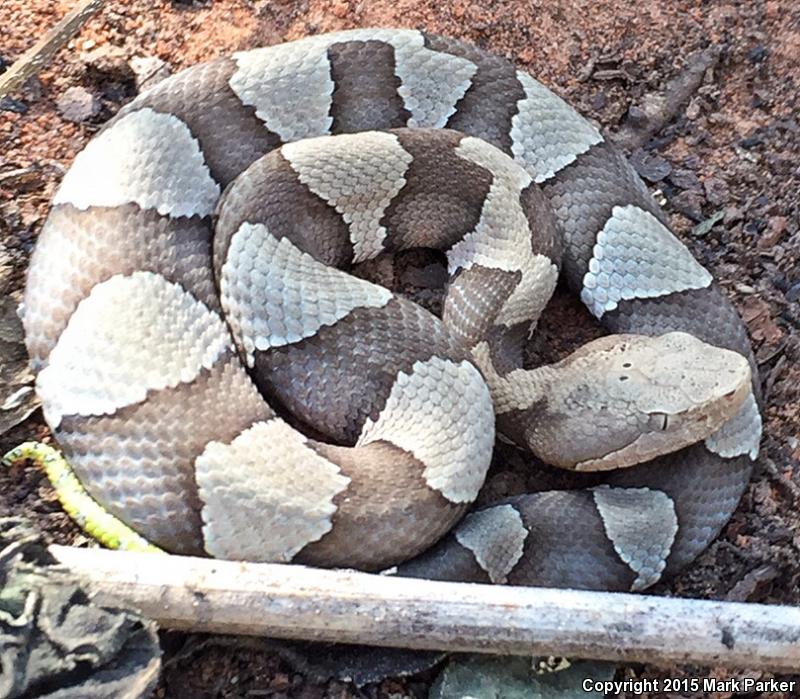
[24,29,762,591]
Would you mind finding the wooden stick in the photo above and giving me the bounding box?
[612,46,721,151]
[50,545,800,672]
[0,0,105,99]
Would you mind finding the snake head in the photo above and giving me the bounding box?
[523,331,752,471]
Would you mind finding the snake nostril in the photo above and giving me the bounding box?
[622,362,632,368]
[619,375,629,381]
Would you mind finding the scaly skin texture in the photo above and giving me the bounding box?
[22,29,761,591]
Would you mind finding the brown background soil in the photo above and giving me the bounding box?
[1,1,798,698]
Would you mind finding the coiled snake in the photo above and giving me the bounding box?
[23,28,762,592]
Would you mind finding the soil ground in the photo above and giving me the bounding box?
[1,1,798,697]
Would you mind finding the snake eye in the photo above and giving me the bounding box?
[649,412,670,431]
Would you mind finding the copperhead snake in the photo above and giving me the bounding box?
[23,28,762,592]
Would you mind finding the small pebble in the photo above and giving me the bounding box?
[740,134,763,149]
[757,215,788,249]
[751,90,768,109]
[686,97,702,120]
[784,282,800,304]
[724,206,744,224]
[668,168,702,192]
[744,218,767,235]
[703,176,730,206]
[331,0,349,18]
[270,672,292,691]
[0,96,28,114]
[754,194,770,207]
[748,45,767,63]
[692,209,725,237]
[626,104,649,127]
[56,86,101,123]
[630,150,672,182]
[670,190,705,222]
[683,154,702,169]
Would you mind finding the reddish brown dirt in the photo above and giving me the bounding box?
[1,1,798,697]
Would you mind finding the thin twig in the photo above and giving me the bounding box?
[0,166,38,185]
[612,46,721,151]
[0,0,105,99]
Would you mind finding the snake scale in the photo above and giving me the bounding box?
[23,28,762,592]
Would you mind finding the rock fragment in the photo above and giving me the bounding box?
[56,85,100,122]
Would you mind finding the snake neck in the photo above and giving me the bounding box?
[469,340,556,444]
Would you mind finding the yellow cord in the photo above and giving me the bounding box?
[2,441,164,554]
